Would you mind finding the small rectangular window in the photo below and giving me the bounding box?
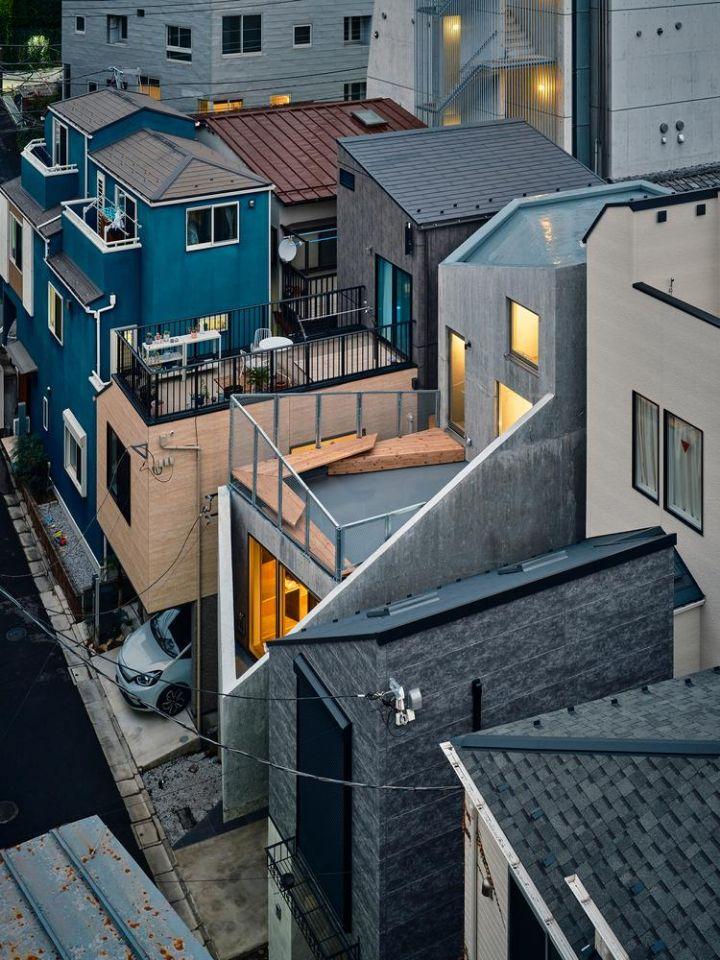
[270,94,291,107]
[166,24,192,61]
[657,210,667,223]
[632,392,659,502]
[107,14,128,44]
[53,120,68,166]
[88,81,98,92]
[509,299,539,368]
[107,423,131,524]
[222,14,261,55]
[48,283,63,344]
[344,16,371,44]
[42,396,49,432]
[63,409,87,497]
[696,203,707,216]
[138,75,161,99]
[293,24,312,47]
[339,168,355,191]
[186,202,239,250]
[665,411,703,532]
[75,15,85,33]
[448,330,466,436]
[9,215,22,272]
[344,81,367,101]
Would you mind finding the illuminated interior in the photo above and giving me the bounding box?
[270,94,291,106]
[197,99,244,113]
[497,382,532,436]
[248,536,318,659]
[448,331,466,435]
[442,15,461,98]
[509,300,540,367]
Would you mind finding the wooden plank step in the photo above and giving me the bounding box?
[328,428,465,476]
[246,433,378,479]
[232,469,306,527]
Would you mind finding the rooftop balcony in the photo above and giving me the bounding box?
[63,197,142,252]
[113,286,414,423]
[20,139,79,208]
[230,387,465,580]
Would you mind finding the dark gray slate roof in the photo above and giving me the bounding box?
[47,252,103,307]
[451,668,720,960]
[1,177,62,237]
[283,527,675,645]
[338,119,603,226]
[630,164,720,193]
[52,88,188,134]
[92,129,271,202]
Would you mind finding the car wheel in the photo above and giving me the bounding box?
[157,685,190,717]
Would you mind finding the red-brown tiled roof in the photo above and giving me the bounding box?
[200,99,425,205]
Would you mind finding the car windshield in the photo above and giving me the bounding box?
[150,614,181,658]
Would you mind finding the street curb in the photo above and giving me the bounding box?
[0,453,217,958]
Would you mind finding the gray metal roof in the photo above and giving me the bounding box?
[4,338,38,374]
[1,176,63,237]
[92,129,271,202]
[338,120,603,226]
[0,815,213,959]
[282,527,675,646]
[451,668,720,960]
[52,88,189,135]
[47,252,103,306]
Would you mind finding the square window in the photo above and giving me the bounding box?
[63,409,87,497]
[107,14,128,43]
[186,203,239,249]
[509,299,539,368]
[344,16,371,45]
[88,81,98,92]
[632,392,659,501]
[167,24,192,61]
[664,411,703,532]
[75,15,85,33]
[48,283,63,344]
[344,81,367,101]
[222,14,262,55]
[294,24,312,47]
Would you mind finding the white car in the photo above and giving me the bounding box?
[116,608,192,716]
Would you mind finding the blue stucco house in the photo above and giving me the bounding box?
[0,88,271,560]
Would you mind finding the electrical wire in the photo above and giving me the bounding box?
[0,586,460,793]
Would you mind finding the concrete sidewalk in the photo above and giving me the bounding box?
[91,647,201,771]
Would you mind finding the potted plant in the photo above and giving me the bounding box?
[247,366,270,392]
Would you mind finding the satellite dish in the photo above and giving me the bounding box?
[278,236,302,264]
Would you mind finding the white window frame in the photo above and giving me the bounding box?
[107,14,128,44]
[9,213,22,271]
[185,201,240,251]
[48,282,64,344]
[222,13,263,57]
[96,171,106,208]
[63,409,87,497]
[42,396,49,431]
[293,23,312,48]
[75,15,86,34]
[52,119,68,166]
[166,24,192,61]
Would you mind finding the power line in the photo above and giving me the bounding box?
[0,588,460,793]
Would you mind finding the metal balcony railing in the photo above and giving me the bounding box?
[63,197,141,249]
[267,837,360,960]
[229,389,440,580]
[113,286,414,423]
[22,139,78,175]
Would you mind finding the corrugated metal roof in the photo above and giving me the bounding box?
[92,129,271,202]
[452,668,720,960]
[0,815,213,959]
[201,98,425,205]
[47,252,103,306]
[0,177,63,237]
[339,119,604,226]
[52,88,189,135]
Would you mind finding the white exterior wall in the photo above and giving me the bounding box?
[586,197,720,667]
[674,604,703,676]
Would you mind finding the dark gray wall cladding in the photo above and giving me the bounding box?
[268,544,675,960]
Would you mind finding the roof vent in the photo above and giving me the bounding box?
[352,108,388,128]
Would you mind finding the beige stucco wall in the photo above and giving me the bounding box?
[586,199,720,666]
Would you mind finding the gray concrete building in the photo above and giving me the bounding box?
[61,0,374,112]
[264,527,678,960]
[335,120,602,387]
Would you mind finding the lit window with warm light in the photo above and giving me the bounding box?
[497,383,532,436]
[448,331,466,435]
[509,300,539,368]
[270,93,291,106]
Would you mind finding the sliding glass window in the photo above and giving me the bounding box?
[376,255,411,356]
[665,412,703,532]
[632,392,659,502]
[448,330,465,435]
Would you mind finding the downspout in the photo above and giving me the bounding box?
[158,430,205,735]
[86,294,117,385]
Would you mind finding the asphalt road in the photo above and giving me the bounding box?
[0,457,145,867]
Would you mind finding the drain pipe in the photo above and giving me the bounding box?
[86,294,117,387]
[158,430,206,733]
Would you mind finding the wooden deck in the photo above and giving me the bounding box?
[327,428,465,475]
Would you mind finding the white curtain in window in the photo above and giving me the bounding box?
[634,395,658,497]
[666,413,702,528]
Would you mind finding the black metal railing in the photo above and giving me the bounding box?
[113,287,414,423]
[283,262,338,302]
[267,837,360,960]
